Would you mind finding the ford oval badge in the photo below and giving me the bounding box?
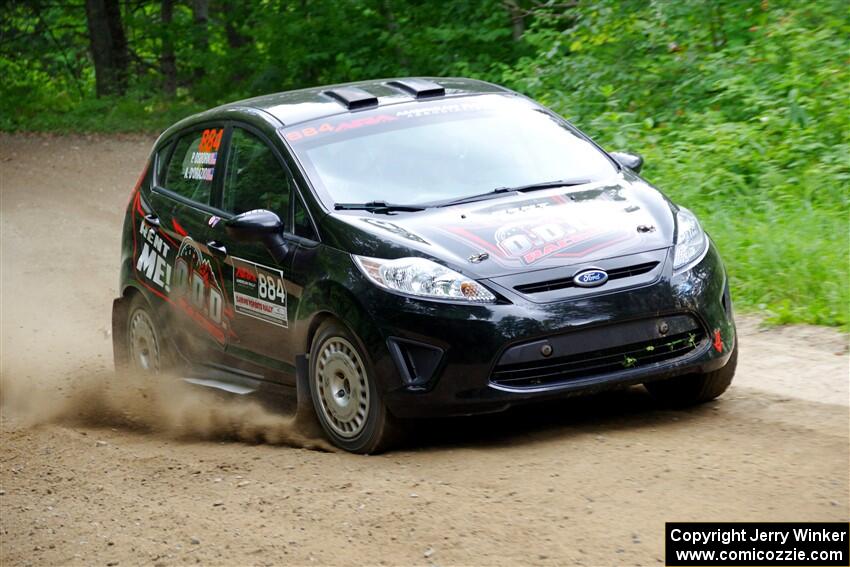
[573,268,609,288]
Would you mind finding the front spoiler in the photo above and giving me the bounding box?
[384,336,735,418]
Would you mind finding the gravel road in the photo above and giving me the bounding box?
[1,133,847,566]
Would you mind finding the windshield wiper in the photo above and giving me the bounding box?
[432,187,518,208]
[334,200,426,213]
[432,179,593,208]
[506,178,593,192]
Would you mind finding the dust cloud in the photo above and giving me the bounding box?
[0,368,333,451]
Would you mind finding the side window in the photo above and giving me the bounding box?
[163,127,223,204]
[294,196,317,240]
[223,127,292,224]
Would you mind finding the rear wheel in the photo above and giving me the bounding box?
[126,294,169,373]
[645,343,738,407]
[309,320,399,453]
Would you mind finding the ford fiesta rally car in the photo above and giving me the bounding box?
[112,77,737,453]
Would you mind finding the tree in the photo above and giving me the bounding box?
[160,0,176,96]
[84,0,129,96]
[502,0,526,41]
[191,0,209,82]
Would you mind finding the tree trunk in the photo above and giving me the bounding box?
[502,0,525,42]
[191,0,209,82]
[105,0,129,81]
[84,0,130,96]
[160,0,176,96]
[379,0,409,69]
[221,2,249,49]
[218,2,250,86]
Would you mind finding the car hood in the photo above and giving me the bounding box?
[321,173,676,279]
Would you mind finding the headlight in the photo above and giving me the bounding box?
[673,207,708,270]
[353,255,496,303]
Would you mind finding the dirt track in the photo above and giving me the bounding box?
[1,133,848,566]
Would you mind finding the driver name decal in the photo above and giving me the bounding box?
[183,128,222,181]
[232,258,288,328]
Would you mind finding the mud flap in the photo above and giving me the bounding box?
[112,297,129,371]
[293,353,325,438]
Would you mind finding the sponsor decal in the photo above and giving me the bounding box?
[171,238,228,344]
[232,258,288,328]
[394,100,483,119]
[439,190,655,267]
[131,198,232,344]
[284,100,489,144]
[136,221,173,291]
[496,221,578,264]
[285,115,397,142]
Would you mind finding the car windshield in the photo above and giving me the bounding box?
[281,95,618,208]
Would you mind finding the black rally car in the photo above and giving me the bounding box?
[112,77,737,453]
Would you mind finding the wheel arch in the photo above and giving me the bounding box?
[297,279,384,357]
[112,282,163,371]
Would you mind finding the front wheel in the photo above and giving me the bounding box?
[645,343,738,407]
[308,320,399,454]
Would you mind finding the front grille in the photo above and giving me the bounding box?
[514,261,659,295]
[491,329,704,388]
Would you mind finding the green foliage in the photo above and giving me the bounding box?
[1,0,847,327]
[503,0,849,328]
[0,85,202,133]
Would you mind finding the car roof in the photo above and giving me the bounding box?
[158,77,514,144]
[226,77,512,125]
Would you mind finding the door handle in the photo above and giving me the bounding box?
[206,240,227,257]
[143,214,160,228]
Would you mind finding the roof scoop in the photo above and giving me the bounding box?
[386,78,446,99]
[323,86,379,110]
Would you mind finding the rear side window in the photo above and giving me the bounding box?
[223,127,292,224]
[155,142,172,183]
[163,127,223,204]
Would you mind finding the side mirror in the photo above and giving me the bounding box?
[225,209,289,263]
[610,151,644,173]
[225,209,282,242]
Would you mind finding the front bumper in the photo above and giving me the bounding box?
[359,243,735,418]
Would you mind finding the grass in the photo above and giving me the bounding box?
[0,93,202,134]
[636,127,849,330]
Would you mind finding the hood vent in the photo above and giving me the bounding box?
[386,78,446,99]
[323,86,379,110]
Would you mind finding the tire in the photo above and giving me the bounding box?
[645,343,738,407]
[308,319,399,454]
[126,293,171,374]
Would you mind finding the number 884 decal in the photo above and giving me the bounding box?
[231,258,288,328]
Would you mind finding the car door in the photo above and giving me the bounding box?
[145,125,230,360]
[210,123,299,377]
